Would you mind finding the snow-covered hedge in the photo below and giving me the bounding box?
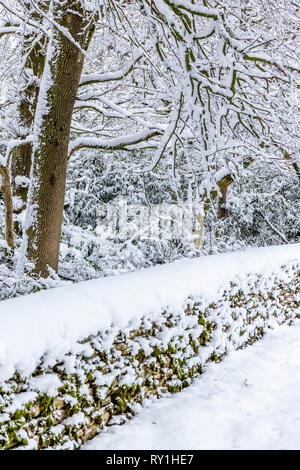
[0,245,299,449]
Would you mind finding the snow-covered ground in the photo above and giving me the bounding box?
[0,243,299,381]
[84,322,300,450]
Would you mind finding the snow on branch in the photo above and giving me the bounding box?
[74,101,124,119]
[0,25,21,36]
[161,0,218,19]
[0,137,33,167]
[144,92,183,171]
[79,51,143,87]
[68,128,162,157]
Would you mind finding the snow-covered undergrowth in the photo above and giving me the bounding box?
[2,154,299,302]
[0,245,299,450]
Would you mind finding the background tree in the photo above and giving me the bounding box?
[0,0,298,280]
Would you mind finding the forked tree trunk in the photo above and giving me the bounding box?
[23,1,92,277]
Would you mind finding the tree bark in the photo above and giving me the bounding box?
[23,1,92,277]
[11,143,32,233]
[218,187,227,219]
[11,10,47,235]
[0,166,14,249]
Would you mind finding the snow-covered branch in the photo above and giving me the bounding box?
[68,128,162,157]
[79,51,143,87]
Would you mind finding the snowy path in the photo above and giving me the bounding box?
[84,323,300,450]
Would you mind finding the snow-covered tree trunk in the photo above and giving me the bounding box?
[0,165,14,248]
[23,1,92,277]
[218,188,227,220]
[11,29,46,235]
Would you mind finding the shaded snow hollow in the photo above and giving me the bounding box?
[0,243,299,381]
[84,322,300,450]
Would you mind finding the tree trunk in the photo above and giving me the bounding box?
[218,187,227,219]
[11,11,47,235]
[11,143,32,234]
[23,1,92,277]
[0,166,14,249]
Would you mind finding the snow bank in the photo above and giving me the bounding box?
[0,243,299,450]
[0,243,299,381]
